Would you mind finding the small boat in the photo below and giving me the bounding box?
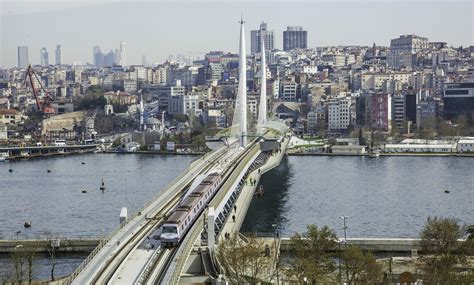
[8,169,13,173]
[47,169,51,173]
[254,185,264,197]
[24,221,32,228]
[0,157,5,162]
[82,189,88,193]
[444,190,450,194]
[369,149,381,158]
[100,179,106,191]
[81,162,86,165]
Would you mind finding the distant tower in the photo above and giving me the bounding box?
[93,46,103,67]
[40,47,49,66]
[119,42,127,66]
[283,26,307,51]
[257,39,267,135]
[140,94,145,130]
[238,18,247,147]
[55,45,62,65]
[17,46,29,68]
[250,22,275,54]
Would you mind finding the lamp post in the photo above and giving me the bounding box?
[16,230,21,241]
[340,216,349,283]
[340,216,348,242]
[272,223,280,285]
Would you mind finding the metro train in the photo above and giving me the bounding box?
[160,172,222,247]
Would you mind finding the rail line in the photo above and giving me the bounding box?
[162,139,262,284]
[81,146,233,284]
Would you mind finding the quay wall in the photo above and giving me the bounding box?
[0,238,100,253]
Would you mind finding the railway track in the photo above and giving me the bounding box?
[85,146,235,285]
[160,139,262,284]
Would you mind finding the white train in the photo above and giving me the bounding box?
[160,173,222,247]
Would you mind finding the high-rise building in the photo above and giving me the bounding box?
[283,26,307,51]
[17,46,29,68]
[388,35,428,68]
[55,45,62,65]
[443,81,474,121]
[119,41,127,66]
[40,47,49,66]
[250,22,275,54]
[93,46,103,67]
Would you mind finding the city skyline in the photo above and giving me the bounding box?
[1,0,473,67]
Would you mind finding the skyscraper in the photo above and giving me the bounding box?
[55,45,62,65]
[17,46,29,68]
[283,26,307,51]
[119,41,127,66]
[250,22,275,54]
[40,47,49,66]
[93,45,103,67]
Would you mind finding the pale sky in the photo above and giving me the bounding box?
[1,0,473,67]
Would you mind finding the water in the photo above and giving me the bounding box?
[1,153,473,280]
[242,155,474,238]
[0,253,87,282]
[0,153,195,239]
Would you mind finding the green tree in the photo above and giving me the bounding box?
[286,224,338,284]
[418,216,471,284]
[341,245,384,285]
[217,234,276,284]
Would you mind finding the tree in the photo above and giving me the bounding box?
[341,245,384,285]
[286,224,338,284]
[217,234,276,284]
[418,216,471,284]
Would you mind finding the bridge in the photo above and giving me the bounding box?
[0,144,97,160]
[62,18,291,285]
[63,130,289,284]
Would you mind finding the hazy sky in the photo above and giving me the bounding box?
[1,0,473,67]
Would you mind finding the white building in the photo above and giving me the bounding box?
[280,81,298,101]
[457,138,474,153]
[388,35,428,68]
[361,72,411,91]
[327,96,352,131]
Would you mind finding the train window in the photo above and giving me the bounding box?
[162,226,177,234]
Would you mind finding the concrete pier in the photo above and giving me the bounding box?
[0,238,100,253]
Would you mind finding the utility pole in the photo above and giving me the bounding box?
[340,216,349,284]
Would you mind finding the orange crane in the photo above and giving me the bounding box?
[24,64,55,114]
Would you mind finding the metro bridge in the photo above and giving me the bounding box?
[64,128,289,285]
[63,17,288,285]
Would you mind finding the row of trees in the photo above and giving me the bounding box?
[217,217,474,284]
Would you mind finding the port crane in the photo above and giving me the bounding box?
[24,64,55,114]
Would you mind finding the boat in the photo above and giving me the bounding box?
[0,152,8,162]
[82,189,88,193]
[369,151,380,158]
[369,149,381,158]
[24,221,32,228]
[254,185,264,197]
[99,179,106,191]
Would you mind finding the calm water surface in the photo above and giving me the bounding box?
[242,155,474,238]
[0,153,195,239]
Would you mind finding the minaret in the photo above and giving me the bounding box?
[139,94,144,131]
[257,38,267,135]
[238,17,247,147]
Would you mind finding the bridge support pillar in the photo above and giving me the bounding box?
[208,207,215,253]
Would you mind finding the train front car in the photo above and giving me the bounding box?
[160,172,222,247]
[160,223,180,247]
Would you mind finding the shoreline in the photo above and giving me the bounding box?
[288,152,474,157]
